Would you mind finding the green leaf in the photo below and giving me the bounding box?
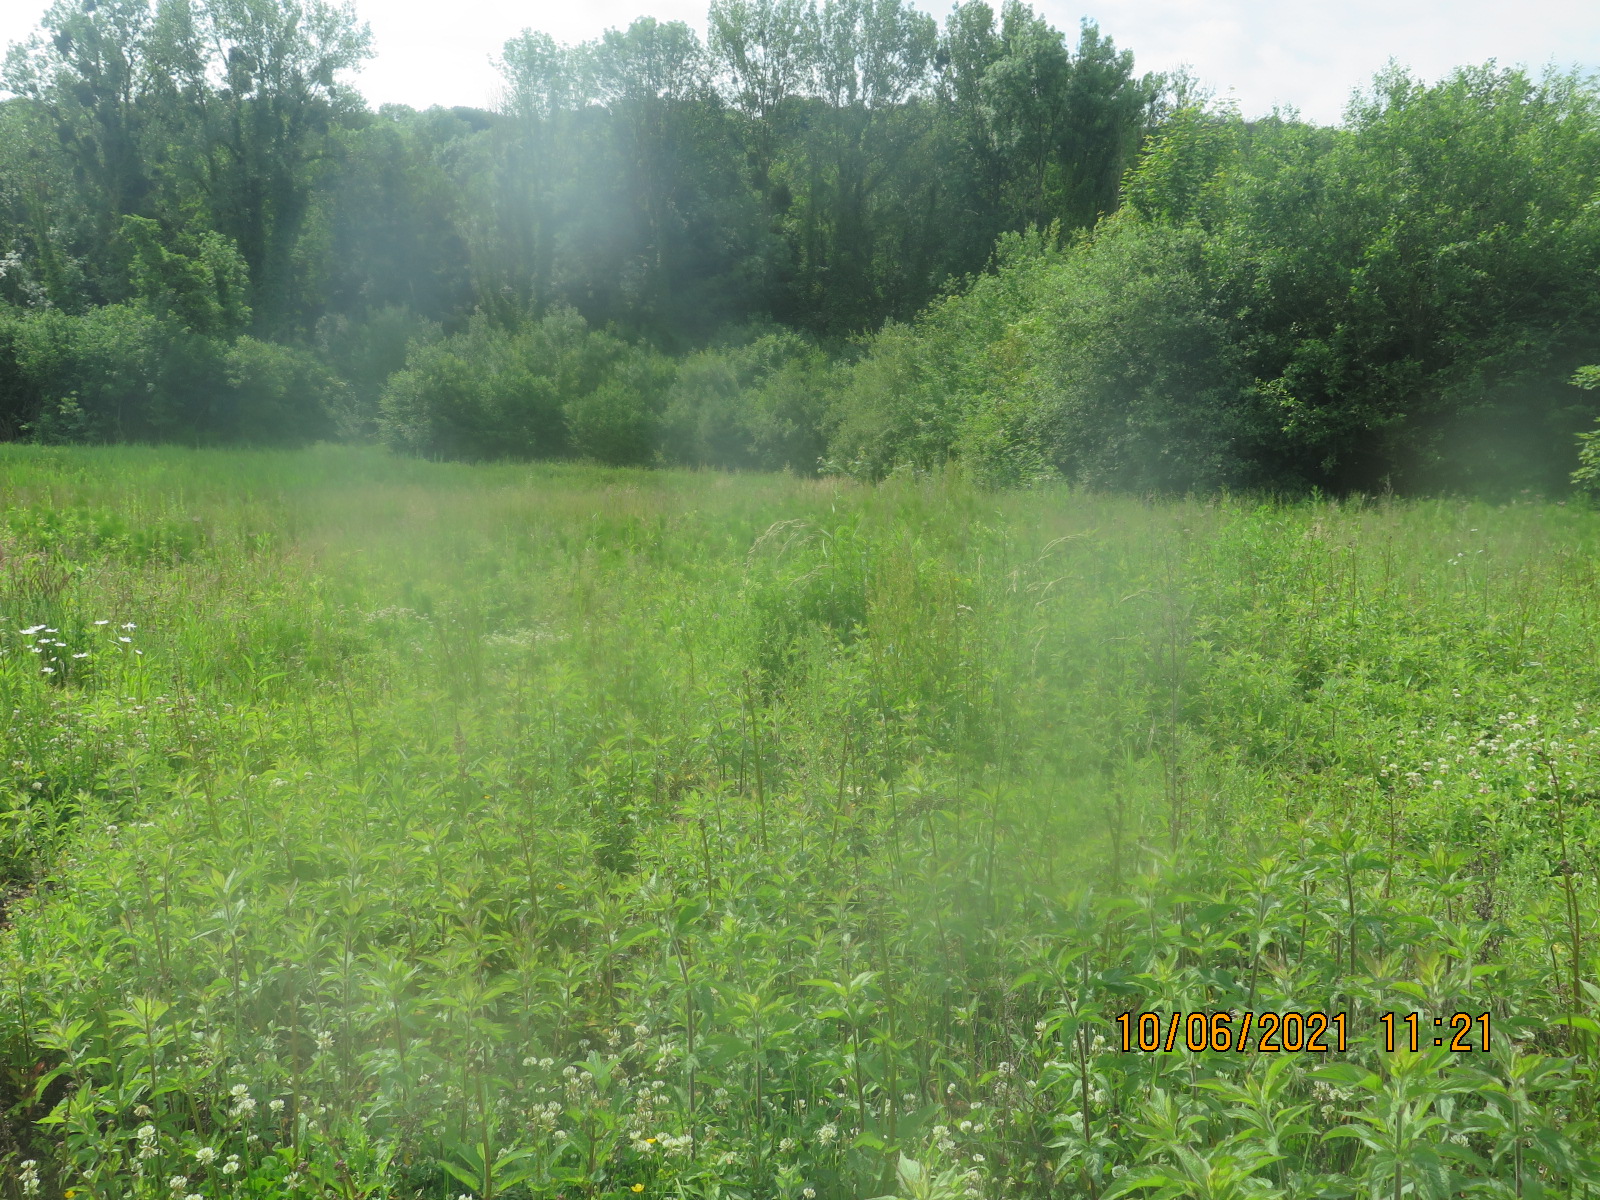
[438,1159,482,1190]
[1549,1015,1600,1035]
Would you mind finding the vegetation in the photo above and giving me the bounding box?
[5,3,1600,1194]
[0,0,1153,382]
[2,446,1600,1197]
[826,67,1600,494]
[5,2,1597,490]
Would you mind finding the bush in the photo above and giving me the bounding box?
[378,306,674,463]
[0,303,29,439]
[1569,367,1600,496]
[828,65,1600,493]
[120,215,252,336]
[823,229,1068,484]
[0,303,338,447]
[315,305,443,440]
[566,347,675,466]
[9,303,193,441]
[823,322,948,481]
[661,330,833,472]
[216,337,340,445]
[980,217,1279,492]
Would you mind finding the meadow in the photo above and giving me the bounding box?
[0,444,1598,1200]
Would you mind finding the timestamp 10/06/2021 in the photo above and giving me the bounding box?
[1113,1011,1493,1054]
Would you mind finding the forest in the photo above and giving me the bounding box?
[1,0,1595,494]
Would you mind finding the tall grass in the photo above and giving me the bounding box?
[0,446,1596,1199]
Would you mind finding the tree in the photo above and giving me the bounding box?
[120,214,251,334]
[2,0,154,285]
[1567,368,1600,497]
[708,0,818,123]
[153,0,372,332]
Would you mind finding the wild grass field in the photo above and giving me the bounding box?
[0,445,1598,1200]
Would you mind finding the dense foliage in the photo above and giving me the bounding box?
[827,67,1600,494]
[3,1,1600,488]
[3,448,1600,1197]
[0,0,1156,443]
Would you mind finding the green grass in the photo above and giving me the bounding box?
[1,444,1598,1200]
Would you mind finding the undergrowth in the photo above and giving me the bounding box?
[0,445,1596,1199]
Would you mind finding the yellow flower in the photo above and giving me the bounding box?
[632,1186,645,1193]
[645,1137,657,1144]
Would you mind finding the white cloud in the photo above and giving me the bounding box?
[1070,0,1600,122]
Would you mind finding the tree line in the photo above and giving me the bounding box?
[1,0,1597,493]
[830,66,1600,494]
[0,0,1155,442]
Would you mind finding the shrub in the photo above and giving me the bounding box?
[565,346,675,466]
[10,303,186,442]
[0,303,28,439]
[1,303,339,447]
[1569,367,1600,496]
[829,65,1600,493]
[378,306,672,463]
[315,305,443,440]
[981,217,1276,492]
[662,330,832,472]
[216,337,340,445]
[120,215,252,336]
[823,322,947,481]
[823,229,1068,483]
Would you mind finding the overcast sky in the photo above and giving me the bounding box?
[3,0,1597,125]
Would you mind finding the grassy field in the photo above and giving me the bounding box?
[0,445,1598,1200]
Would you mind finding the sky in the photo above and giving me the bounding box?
[2,0,1597,125]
